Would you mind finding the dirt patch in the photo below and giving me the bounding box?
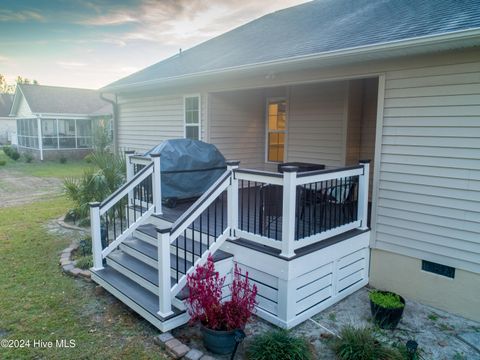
[0,170,63,207]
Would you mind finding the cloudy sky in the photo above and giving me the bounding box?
[0,0,310,89]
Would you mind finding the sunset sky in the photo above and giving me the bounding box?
[0,0,310,89]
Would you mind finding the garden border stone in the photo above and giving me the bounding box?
[59,240,91,280]
[154,332,215,360]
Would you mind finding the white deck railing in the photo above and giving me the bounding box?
[231,161,370,257]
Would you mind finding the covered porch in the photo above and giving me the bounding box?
[207,76,379,195]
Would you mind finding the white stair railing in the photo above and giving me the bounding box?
[156,161,239,317]
[90,153,162,270]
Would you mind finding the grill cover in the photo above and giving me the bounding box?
[144,139,226,200]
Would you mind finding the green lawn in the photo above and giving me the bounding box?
[0,155,167,359]
[0,150,89,178]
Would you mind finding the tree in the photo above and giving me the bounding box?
[0,74,39,94]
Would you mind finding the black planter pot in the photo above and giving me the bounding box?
[201,326,239,355]
[370,292,405,330]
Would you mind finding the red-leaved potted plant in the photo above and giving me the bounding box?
[186,254,258,354]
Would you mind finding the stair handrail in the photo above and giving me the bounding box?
[90,154,162,271]
[99,162,154,215]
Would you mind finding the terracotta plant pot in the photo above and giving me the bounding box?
[370,291,405,330]
[201,326,241,355]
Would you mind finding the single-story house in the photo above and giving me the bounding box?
[10,84,113,160]
[90,0,480,331]
[0,93,14,144]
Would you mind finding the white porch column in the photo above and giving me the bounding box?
[124,150,135,207]
[151,153,162,215]
[357,160,370,230]
[89,202,103,270]
[280,166,298,258]
[226,160,240,239]
[157,227,173,317]
[37,117,43,161]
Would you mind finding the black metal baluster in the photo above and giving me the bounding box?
[184,229,187,275]
[192,220,195,260]
[214,197,218,239]
[247,181,251,232]
[328,180,333,231]
[176,234,179,282]
[199,213,203,254]
[253,182,257,234]
[105,213,109,247]
[314,182,318,234]
[240,181,244,230]
[221,192,224,230]
[207,204,211,248]
[133,186,137,222]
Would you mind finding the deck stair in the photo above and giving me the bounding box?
[91,221,234,332]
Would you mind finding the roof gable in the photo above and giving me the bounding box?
[105,0,480,91]
[13,84,110,116]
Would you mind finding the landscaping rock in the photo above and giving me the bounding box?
[185,349,204,360]
[154,332,174,347]
[62,264,74,272]
[80,270,91,278]
[70,268,82,276]
[457,332,480,353]
[200,356,217,360]
[165,338,189,359]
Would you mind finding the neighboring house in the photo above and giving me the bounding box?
[0,94,14,144]
[10,84,112,160]
[91,0,480,332]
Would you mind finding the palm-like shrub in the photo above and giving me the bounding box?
[63,151,125,220]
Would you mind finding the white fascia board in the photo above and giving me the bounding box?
[101,28,480,94]
[34,113,91,119]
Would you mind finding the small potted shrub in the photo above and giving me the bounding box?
[186,254,257,355]
[369,290,405,329]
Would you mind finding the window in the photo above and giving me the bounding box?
[185,96,200,140]
[39,118,93,149]
[42,119,57,149]
[266,99,287,162]
[17,118,39,149]
[58,119,76,148]
[76,120,93,148]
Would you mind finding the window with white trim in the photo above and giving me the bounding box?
[266,99,287,162]
[184,96,200,140]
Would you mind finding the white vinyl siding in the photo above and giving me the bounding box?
[287,81,347,167]
[209,89,265,169]
[117,94,184,152]
[375,59,480,274]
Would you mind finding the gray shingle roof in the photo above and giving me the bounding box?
[105,0,480,90]
[0,94,13,117]
[18,84,110,115]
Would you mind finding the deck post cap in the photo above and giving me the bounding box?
[281,165,299,173]
[156,226,172,234]
[89,202,101,207]
[150,153,161,158]
[359,159,371,164]
[226,160,240,166]
[124,150,135,154]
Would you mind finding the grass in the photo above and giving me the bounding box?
[0,193,167,358]
[0,150,89,178]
